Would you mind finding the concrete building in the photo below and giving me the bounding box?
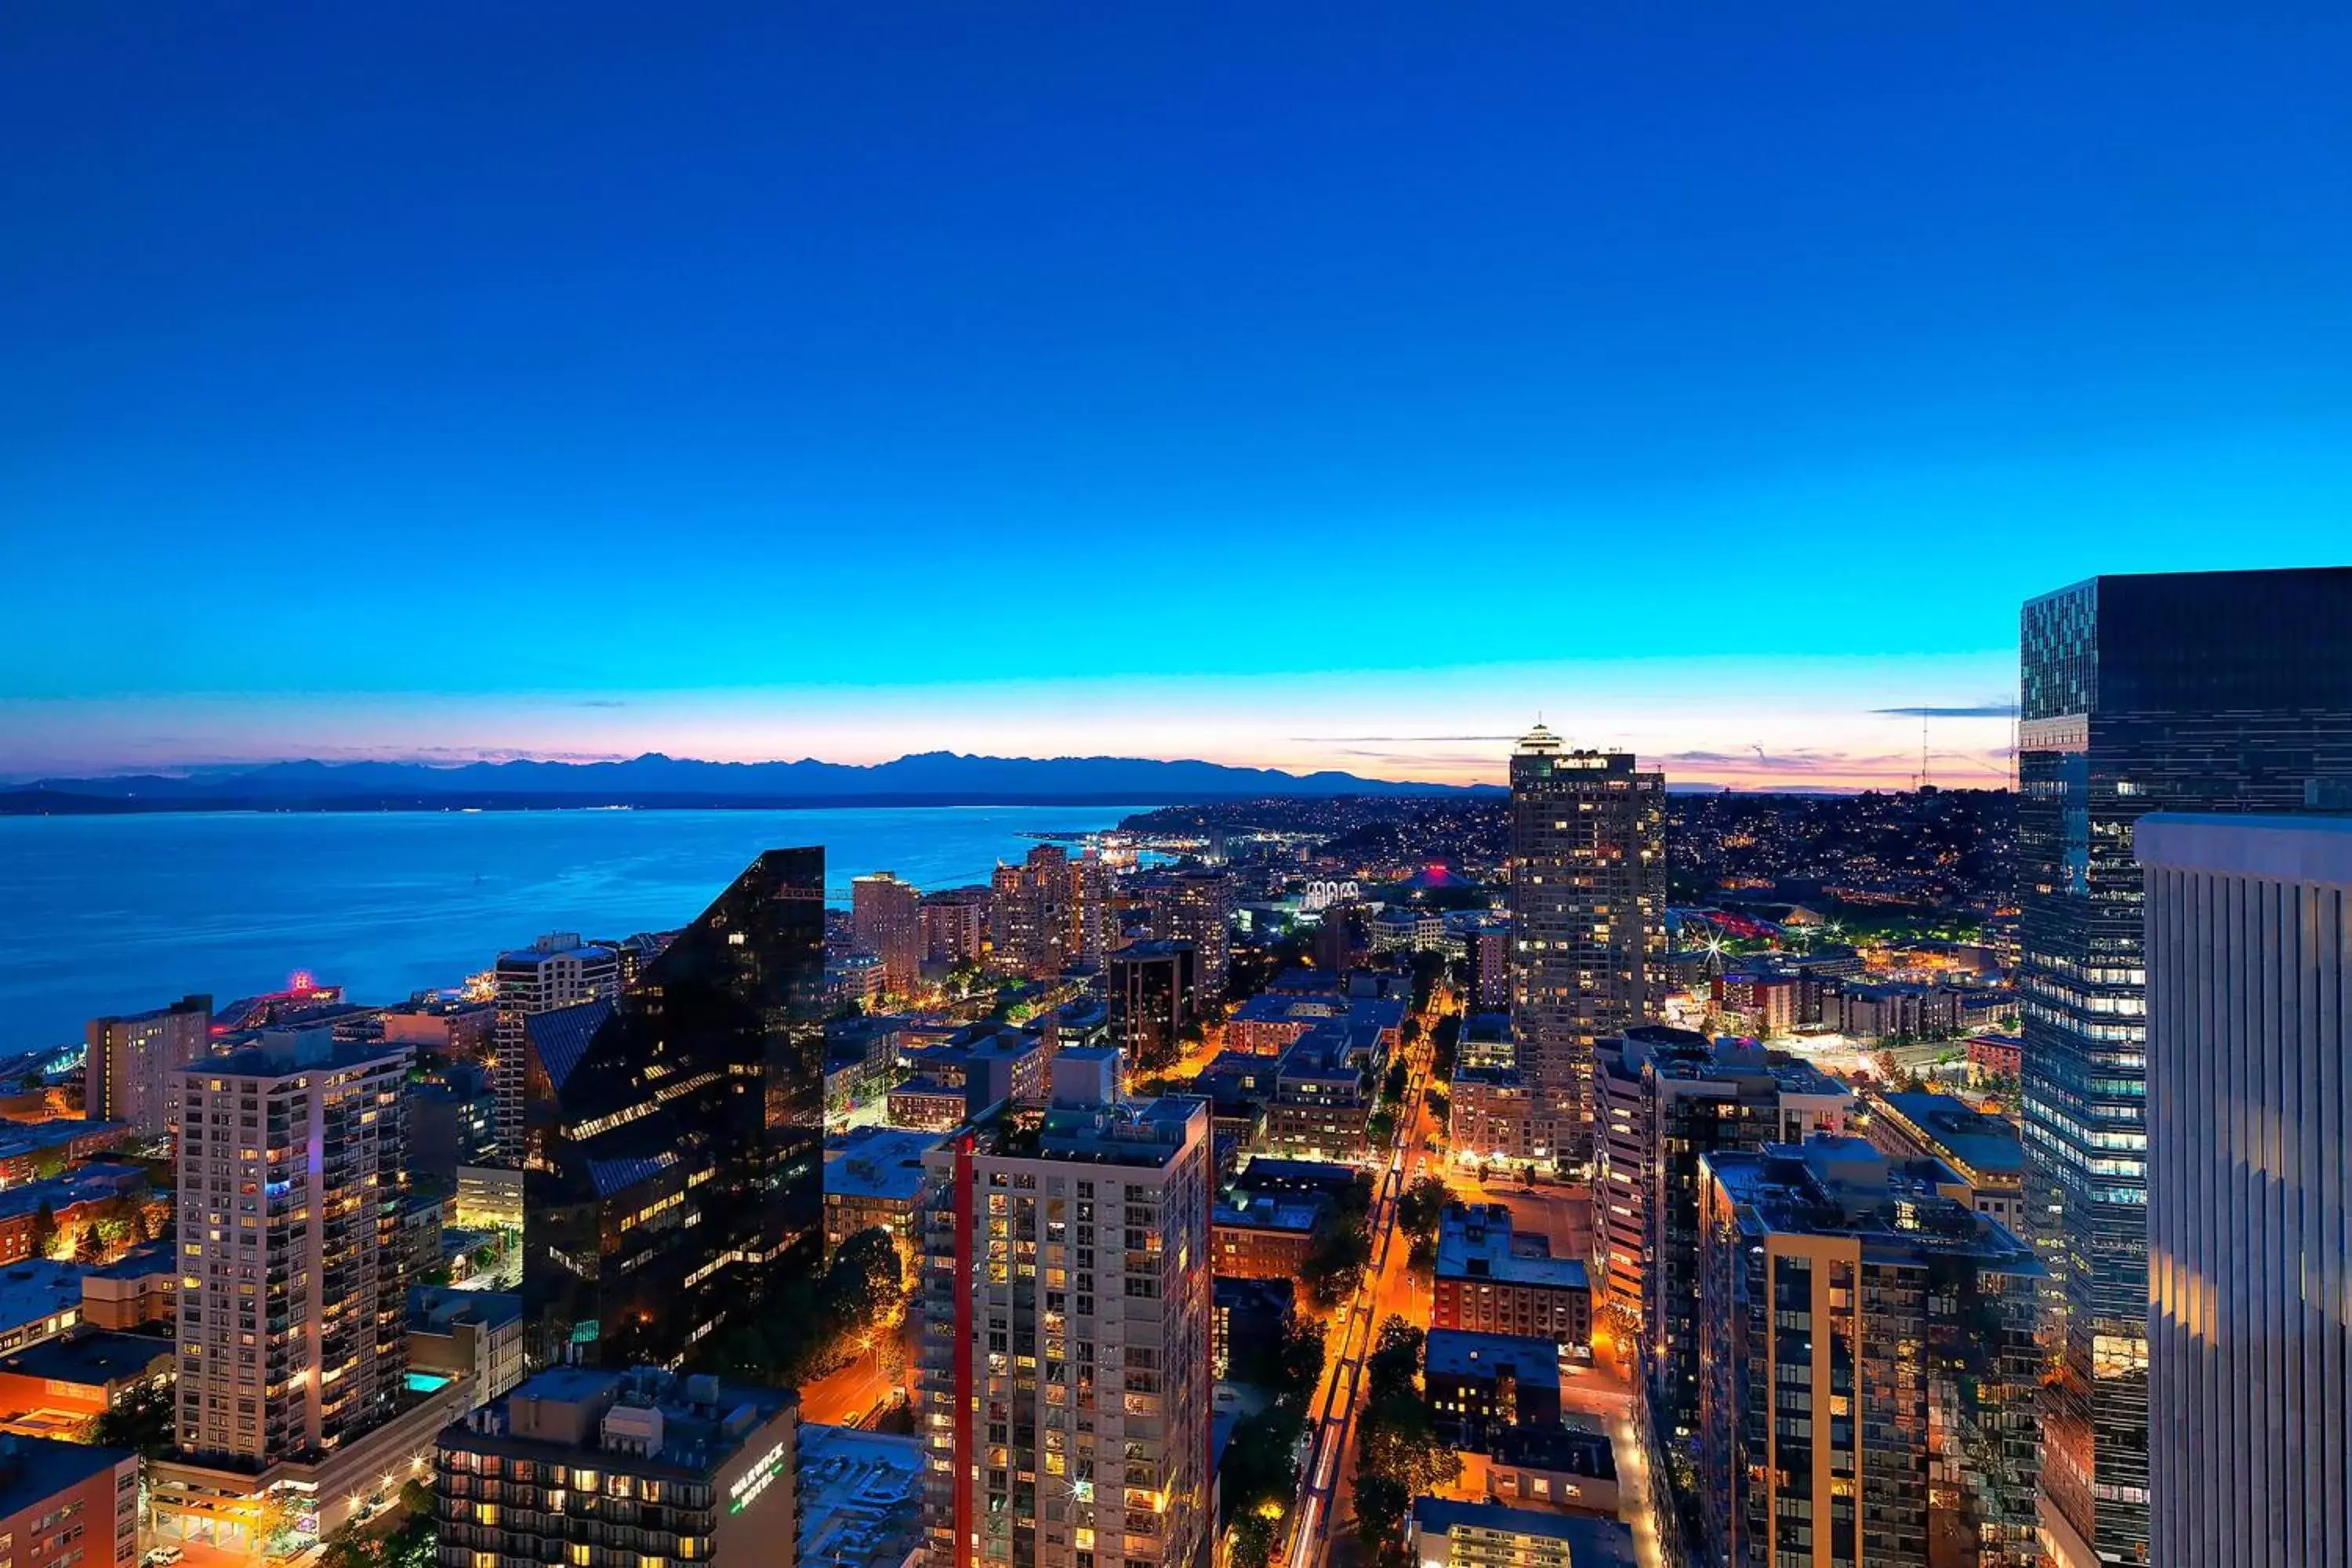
[83,993,210,1140]
[78,1243,176,1331]
[1424,1330,1562,1450]
[1447,1067,1541,1167]
[1138,870,1234,998]
[1831,980,1963,1043]
[1209,1195,1320,1281]
[1588,1025,1849,1440]
[1506,727,1665,1166]
[1864,1090,2024,1230]
[1225,993,1345,1057]
[1465,920,1513,1011]
[1265,1029,1373,1161]
[380,1001,495,1064]
[1480,1425,1622,1519]
[408,1287,525,1407]
[855,871,926,997]
[172,1034,414,1463]
[917,1048,1214,1568]
[0,1330,172,1438]
[0,1262,93,1357]
[1210,1276,1294,1383]
[1696,1137,2044,1568]
[1407,1497,1637,1568]
[800,1421,927,1568]
[1432,1204,1592,1354]
[825,1125,945,1265]
[993,844,1101,981]
[1457,1013,1516,1073]
[490,935,619,1166]
[0,1433,138,1568]
[2140,811,2352,1568]
[434,1366,798,1567]
[922,886,993,970]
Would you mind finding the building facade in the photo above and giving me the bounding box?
[519,848,828,1370]
[855,871,926,997]
[85,993,212,1140]
[491,936,620,1167]
[2016,567,2352,1566]
[2140,812,2352,1568]
[1432,1204,1592,1353]
[1108,941,1196,1073]
[917,1049,1215,1568]
[0,1435,139,1568]
[1696,1138,2044,1568]
[172,1035,413,1464]
[1506,727,1664,1165]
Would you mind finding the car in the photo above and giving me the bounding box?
[146,1552,185,1567]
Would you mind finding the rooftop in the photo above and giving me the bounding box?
[447,1366,793,1480]
[0,1329,172,1388]
[0,1120,125,1162]
[797,1423,924,1568]
[1424,1329,1563,1391]
[1435,1205,1589,1293]
[408,1287,524,1334]
[1874,1091,2024,1179]
[826,1127,943,1203]
[1489,1423,1617,1482]
[1410,1497,1636,1566]
[1212,1197,1321,1236]
[1707,1135,2042,1272]
[0,1433,131,1519]
[0,1261,92,1330]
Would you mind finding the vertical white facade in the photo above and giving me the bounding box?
[2140,812,2352,1568]
[489,935,619,1164]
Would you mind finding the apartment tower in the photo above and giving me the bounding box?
[855,871,926,996]
[1506,725,1665,1166]
[918,1047,1214,1568]
[85,993,212,1138]
[490,935,619,1166]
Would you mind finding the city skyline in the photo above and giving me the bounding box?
[9,7,2349,789]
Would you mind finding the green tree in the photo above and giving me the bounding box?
[1299,1214,1370,1310]
[28,1200,56,1260]
[1395,1178,1450,1243]
[1352,1475,1410,1565]
[1365,1109,1397,1150]
[1229,1512,1278,1568]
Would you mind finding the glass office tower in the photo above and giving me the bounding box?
[2017,568,2352,1566]
[521,847,829,1368]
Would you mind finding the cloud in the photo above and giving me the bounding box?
[572,699,630,709]
[1871,703,2017,718]
[1290,734,1519,742]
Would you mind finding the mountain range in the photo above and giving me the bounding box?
[1,751,1503,814]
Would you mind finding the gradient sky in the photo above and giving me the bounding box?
[5,4,2348,789]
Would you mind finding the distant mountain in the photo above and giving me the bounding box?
[2,751,1503,814]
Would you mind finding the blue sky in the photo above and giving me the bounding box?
[4,3,2347,786]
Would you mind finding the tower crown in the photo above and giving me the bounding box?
[1515,721,1563,754]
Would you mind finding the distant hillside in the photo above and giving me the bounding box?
[2,751,1503,814]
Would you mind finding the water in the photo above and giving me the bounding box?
[0,805,1144,1054]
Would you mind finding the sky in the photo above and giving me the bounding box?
[4,3,2347,790]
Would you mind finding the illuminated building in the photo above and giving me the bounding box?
[916,1048,1215,1568]
[490,936,619,1167]
[855,871,926,996]
[993,844,1111,981]
[2140,812,2352,1568]
[1861,1090,2023,1231]
[2016,567,2352,1567]
[1588,1025,1846,1448]
[0,1435,139,1568]
[1108,940,1196,1071]
[519,848,827,1370]
[1506,727,1664,1165]
[1432,1204,1591,1354]
[434,1366,798,1567]
[85,993,212,1140]
[1694,1138,2043,1568]
[1136,870,1233,997]
[172,1033,414,1464]
[1407,1497,1636,1568]
[924,886,994,969]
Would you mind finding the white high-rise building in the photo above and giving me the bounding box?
[2141,811,2352,1568]
[85,993,212,1138]
[489,935,618,1164]
[172,1032,412,1462]
[918,1048,1214,1568]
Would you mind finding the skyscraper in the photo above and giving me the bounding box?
[2016,567,2352,1566]
[2140,811,2352,1568]
[1107,939,1197,1071]
[1696,1137,2045,1568]
[993,846,1073,981]
[490,935,620,1166]
[917,1048,1214,1568]
[85,993,211,1138]
[1138,869,1232,999]
[521,848,828,1369]
[855,870,926,996]
[172,1033,413,1462]
[1506,725,1665,1165]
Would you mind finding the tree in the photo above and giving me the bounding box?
[1229,1512,1279,1568]
[1299,1214,1370,1310]
[1395,1177,1449,1243]
[1352,1475,1410,1566]
[1365,1108,1397,1150]
[1425,1090,1449,1126]
[28,1200,56,1261]
[826,1225,905,1329]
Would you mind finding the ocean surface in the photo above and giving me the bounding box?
[0,804,1145,1055]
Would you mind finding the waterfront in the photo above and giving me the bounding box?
[0,804,1142,1053]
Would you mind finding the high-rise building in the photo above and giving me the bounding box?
[992,846,1073,981]
[1107,939,1196,1072]
[924,886,995,969]
[172,1033,413,1463]
[916,1048,1214,1568]
[2016,567,2352,1566]
[2140,811,2352,1568]
[1138,870,1232,998]
[1696,1137,2045,1568]
[0,1435,139,1568]
[855,870,926,996]
[1588,1026,1849,1445]
[1506,726,1665,1165]
[85,993,211,1138]
[521,848,827,1370]
[490,935,619,1166]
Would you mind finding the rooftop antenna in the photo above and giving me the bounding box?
[1919,715,1931,792]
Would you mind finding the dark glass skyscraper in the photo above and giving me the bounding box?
[2017,568,2352,1567]
[521,847,828,1369]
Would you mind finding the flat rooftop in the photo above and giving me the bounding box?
[0,1330,172,1387]
[1424,1329,1563,1391]
[1875,1091,2024,1179]
[797,1423,925,1568]
[0,1432,129,1519]
[1410,1498,1636,1566]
